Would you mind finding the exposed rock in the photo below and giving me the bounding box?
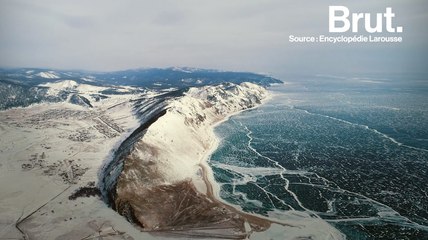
[69,186,101,200]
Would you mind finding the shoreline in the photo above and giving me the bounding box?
[193,90,346,239]
[197,91,274,213]
[195,92,293,232]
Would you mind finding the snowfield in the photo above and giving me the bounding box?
[0,90,159,239]
[39,80,107,96]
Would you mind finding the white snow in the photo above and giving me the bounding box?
[38,80,112,100]
[36,71,60,79]
[81,77,95,82]
[138,82,268,185]
[251,222,345,240]
[171,66,195,73]
[39,80,79,95]
[0,93,157,239]
[76,83,107,93]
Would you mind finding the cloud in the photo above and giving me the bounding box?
[0,0,427,76]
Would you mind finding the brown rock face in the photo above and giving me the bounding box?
[113,153,271,238]
[116,180,241,229]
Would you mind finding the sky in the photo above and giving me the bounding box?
[0,0,427,78]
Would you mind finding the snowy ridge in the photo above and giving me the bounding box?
[115,82,268,188]
[39,80,141,96]
[36,80,147,109]
[36,71,60,79]
[39,80,79,95]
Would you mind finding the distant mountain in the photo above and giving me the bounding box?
[91,67,282,88]
[0,67,282,109]
[0,67,282,88]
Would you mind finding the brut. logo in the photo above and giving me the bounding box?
[329,6,403,33]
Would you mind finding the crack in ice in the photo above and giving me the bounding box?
[237,121,318,217]
[295,107,428,153]
[226,119,428,232]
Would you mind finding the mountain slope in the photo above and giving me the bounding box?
[0,67,282,110]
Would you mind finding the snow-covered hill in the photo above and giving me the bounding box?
[0,67,282,110]
[36,71,60,79]
[117,82,267,186]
